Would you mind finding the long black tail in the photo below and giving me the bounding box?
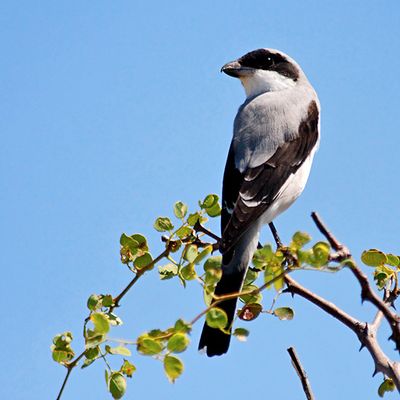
[198,271,245,356]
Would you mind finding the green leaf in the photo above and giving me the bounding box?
[106,345,132,356]
[204,256,222,271]
[205,202,221,217]
[203,287,214,306]
[184,244,198,263]
[87,294,101,311]
[51,332,75,364]
[175,226,192,239]
[164,355,184,383]
[107,312,123,326]
[102,295,114,308]
[386,254,399,267]
[120,233,139,249]
[252,245,274,269]
[297,249,313,264]
[274,307,294,320]
[187,212,201,226]
[273,265,285,291]
[53,331,73,347]
[264,264,285,290]
[200,194,219,209]
[85,329,106,348]
[130,234,148,250]
[238,303,262,321]
[90,312,110,334]
[311,242,330,267]
[173,201,188,219]
[137,336,163,355]
[85,346,100,360]
[108,372,126,399]
[375,271,389,290]
[120,233,148,263]
[361,249,388,267]
[167,333,190,353]
[174,319,192,333]
[291,231,311,249]
[154,217,174,232]
[240,284,262,304]
[244,269,259,285]
[134,252,153,270]
[180,263,196,280]
[204,268,222,288]
[52,349,74,363]
[81,358,96,369]
[233,328,250,342]
[206,307,228,329]
[158,263,178,280]
[105,369,109,386]
[120,359,136,378]
[193,245,213,264]
[378,378,395,397]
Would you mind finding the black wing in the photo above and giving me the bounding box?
[220,100,319,255]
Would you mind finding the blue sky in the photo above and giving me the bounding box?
[1,1,400,399]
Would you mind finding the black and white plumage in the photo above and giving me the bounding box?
[199,49,320,357]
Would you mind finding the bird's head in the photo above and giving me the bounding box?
[221,48,302,97]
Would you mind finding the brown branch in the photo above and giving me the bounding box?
[287,346,315,400]
[193,221,220,241]
[284,275,361,331]
[310,212,350,258]
[310,212,400,351]
[284,275,400,392]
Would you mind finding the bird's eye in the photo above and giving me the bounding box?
[266,56,274,67]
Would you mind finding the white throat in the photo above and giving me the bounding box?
[239,70,296,98]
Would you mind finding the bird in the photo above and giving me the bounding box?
[198,48,320,357]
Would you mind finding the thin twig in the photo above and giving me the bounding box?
[56,352,85,400]
[269,222,283,248]
[190,268,291,326]
[287,347,315,400]
[111,247,170,311]
[56,243,173,399]
[193,221,221,242]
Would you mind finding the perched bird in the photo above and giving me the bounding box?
[198,48,320,356]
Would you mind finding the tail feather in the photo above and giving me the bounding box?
[198,271,245,356]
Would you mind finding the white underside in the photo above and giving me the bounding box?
[260,149,316,225]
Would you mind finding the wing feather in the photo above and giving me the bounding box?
[220,100,319,255]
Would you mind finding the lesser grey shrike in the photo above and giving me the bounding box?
[198,48,320,356]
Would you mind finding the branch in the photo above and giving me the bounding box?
[287,346,315,400]
[284,274,400,392]
[311,212,400,351]
[56,352,85,400]
[190,268,291,326]
[111,247,170,311]
[56,241,174,399]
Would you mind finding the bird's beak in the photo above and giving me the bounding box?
[221,60,253,78]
